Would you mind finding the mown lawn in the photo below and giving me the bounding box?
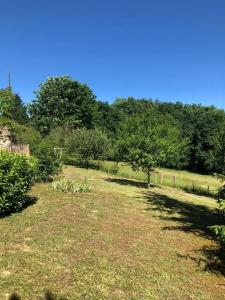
[96,161,222,196]
[0,166,225,299]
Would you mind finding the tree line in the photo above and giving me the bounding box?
[1,75,224,176]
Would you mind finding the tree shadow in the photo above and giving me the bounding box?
[177,246,225,277]
[105,177,159,189]
[143,190,225,276]
[143,191,222,236]
[8,290,68,300]
[0,195,37,219]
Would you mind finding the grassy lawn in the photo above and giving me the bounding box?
[0,166,225,299]
[96,161,222,196]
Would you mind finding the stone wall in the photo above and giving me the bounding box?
[0,126,30,156]
[10,144,30,156]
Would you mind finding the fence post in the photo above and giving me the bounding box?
[155,173,158,185]
[192,181,195,192]
[173,175,176,187]
[208,186,210,194]
[160,173,164,185]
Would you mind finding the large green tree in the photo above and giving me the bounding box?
[29,76,97,135]
[119,112,188,188]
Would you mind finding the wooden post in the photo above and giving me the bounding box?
[155,173,158,185]
[192,181,195,192]
[160,173,164,185]
[208,186,210,194]
[147,169,151,189]
[173,175,176,187]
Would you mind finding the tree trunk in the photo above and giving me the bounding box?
[147,169,151,189]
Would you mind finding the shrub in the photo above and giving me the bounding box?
[211,185,225,244]
[51,178,91,193]
[32,139,61,182]
[108,163,119,175]
[0,119,61,182]
[0,151,37,214]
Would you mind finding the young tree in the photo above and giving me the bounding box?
[29,76,97,135]
[119,112,187,188]
[66,128,110,167]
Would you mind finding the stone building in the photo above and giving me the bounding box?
[0,126,12,150]
[0,126,30,156]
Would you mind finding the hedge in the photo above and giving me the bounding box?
[0,151,36,214]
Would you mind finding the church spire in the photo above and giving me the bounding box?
[8,72,12,91]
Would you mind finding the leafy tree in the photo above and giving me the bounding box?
[96,101,123,137]
[113,97,153,115]
[0,88,27,124]
[119,112,187,188]
[29,76,97,135]
[66,128,110,167]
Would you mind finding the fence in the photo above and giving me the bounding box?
[98,161,220,197]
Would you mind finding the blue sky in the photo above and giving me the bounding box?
[1,0,225,108]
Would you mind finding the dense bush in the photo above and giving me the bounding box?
[0,118,61,182]
[211,185,225,244]
[32,140,61,182]
[0,151,37,214]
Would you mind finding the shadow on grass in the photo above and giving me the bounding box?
[9,290,68,300]
[143,191,222,235]
[105,177,159,189]
[143,190,225,276]
[0,195,37,219]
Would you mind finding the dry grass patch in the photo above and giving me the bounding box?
[0,166,225,299]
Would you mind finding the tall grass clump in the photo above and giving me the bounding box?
[51,178,92,193]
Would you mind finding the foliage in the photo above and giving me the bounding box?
[0,151,37,214]
[32,139,61,182]
[210,185,225,244]
[118,112,188,187]
[51,177,91,193]
[29,76,97,135]
[96,101,123,137]
[109,97,225,174]
[66,128,110,167]
[0,88,28,124]
[0,119,60,182]
[0,117,41,146]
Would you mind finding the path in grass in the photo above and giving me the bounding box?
[0,166,225,299]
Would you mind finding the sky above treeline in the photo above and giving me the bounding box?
[0,0,225,109]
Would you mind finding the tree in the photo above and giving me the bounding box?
[0,88,27,124]
[96,101,123,137]
[29,76,97,135]
[119,112,187,188]
[66,128,110,167]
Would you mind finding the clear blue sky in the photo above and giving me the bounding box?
[1,0,225,108]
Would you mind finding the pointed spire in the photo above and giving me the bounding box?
[8,72,12,91]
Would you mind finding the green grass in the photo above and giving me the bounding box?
[0,166,225,299]
[95,161,222,197]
